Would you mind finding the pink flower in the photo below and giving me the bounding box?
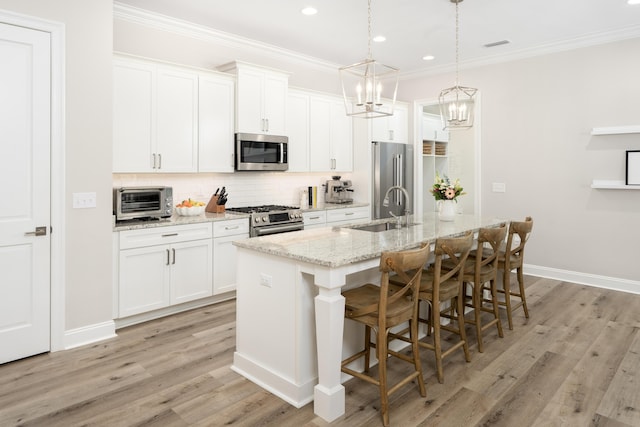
[445,188,456,199]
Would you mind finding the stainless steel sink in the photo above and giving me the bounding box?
[350,221,419,232]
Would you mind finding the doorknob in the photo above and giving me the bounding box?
[24,226,47,236]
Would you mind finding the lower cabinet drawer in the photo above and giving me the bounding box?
[120,223,213,249]
[326,206,370,224]
[213,218,250,238]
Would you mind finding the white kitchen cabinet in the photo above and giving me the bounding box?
[113,56,199,173]
[221,62,288,135]
[213,218,250,295]
[156,66,199,172]
[117,223,213,318]
[198,72,235,172]
[371,102,409,143]
[422,113,449,143]
[308,94,353,172]
[286,89,310,172]
[325,206,370,226]
[113,58,155,173]
[302,210,327,229]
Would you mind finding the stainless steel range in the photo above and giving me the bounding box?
[225,205,303,237]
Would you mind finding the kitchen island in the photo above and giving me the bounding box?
[232,213,505,422]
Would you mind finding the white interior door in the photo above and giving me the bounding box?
[0,23,51,364]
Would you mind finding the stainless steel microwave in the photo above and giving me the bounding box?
[235,133,288,171]
[113,186,173,221]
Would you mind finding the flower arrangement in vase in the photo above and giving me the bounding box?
[431,172,465,221]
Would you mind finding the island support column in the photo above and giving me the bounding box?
[313,285,346,421]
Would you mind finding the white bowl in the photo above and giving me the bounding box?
[175,205,205,216]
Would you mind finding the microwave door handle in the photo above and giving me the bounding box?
[280,144,284,164]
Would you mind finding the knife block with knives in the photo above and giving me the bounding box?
[206,187,227,213]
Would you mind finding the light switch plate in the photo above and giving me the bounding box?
[260,273,273,288]
[73,192,97,208]
[492,182,506,193]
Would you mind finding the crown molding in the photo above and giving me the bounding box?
[114,2,640,82]
[113,2,341,74]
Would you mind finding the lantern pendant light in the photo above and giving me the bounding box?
[339,0,399,119]
[439,0,477,130]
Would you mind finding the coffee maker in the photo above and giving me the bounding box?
[324,176,354,204]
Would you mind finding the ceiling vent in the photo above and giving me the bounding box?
[484,40,510,48]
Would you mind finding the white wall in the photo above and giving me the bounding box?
[401,38,640,285]
[0,0,114,333]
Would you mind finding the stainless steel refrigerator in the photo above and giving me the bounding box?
[372,141,414,220]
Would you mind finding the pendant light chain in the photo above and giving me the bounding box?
[367,0,372,60]
[454,0,460,86]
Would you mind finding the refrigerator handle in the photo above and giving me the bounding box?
[398,154,403,206]
[392,154,398,205]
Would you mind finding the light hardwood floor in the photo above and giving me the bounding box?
[1,275,639,427]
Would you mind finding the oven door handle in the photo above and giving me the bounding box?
[254,223,304,236]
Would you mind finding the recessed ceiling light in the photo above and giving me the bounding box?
[422,55,435,61]
[301,7,317,15]
[373,35,386,43]
[629,0,640,4]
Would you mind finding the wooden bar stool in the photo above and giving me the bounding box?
[341,243,430,427]
[390,231,474,384]
[448,224,507,352]
[497,217,534,329]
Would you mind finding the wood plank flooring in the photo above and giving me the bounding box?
[1,275,639,426]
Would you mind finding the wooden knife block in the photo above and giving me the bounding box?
[206,195,225,213]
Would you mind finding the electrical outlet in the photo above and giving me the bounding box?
[260,273,273,288]
[73,192,97,208]
[492,182,506,193]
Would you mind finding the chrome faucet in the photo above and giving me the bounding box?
[383,185,411,228]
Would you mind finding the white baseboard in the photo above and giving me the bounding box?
[525,264,640,295]
[63,320,117,350]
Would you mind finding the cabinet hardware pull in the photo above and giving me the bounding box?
[265,118,269,132]
[152,153,157,169]
[172,248,176,264]
[309,216,320,220]
[166,249,170,265]
[345,212,354,216]
[225,225,240,230]
[162,233,178,237]
[158,153,162,169]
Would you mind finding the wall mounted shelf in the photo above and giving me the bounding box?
[591,180,640,190]
[590,126,640,136]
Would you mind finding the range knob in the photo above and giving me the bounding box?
[254,217,260,224]
[262,216,268,222]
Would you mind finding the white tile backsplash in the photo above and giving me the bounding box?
[113,172,353,207]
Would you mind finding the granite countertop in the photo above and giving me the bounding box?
[233,213,506,268]
[113,211,250,231]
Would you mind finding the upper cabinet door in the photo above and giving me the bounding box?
[263,73,288,135]
[156,66,198,172]
[331,99,353,172]
[198,72,235,172]
[235,67,264,134]
[229,62,289,135]
[286,90,310,172]
[371,103,408,143]
[113,59,156,173]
